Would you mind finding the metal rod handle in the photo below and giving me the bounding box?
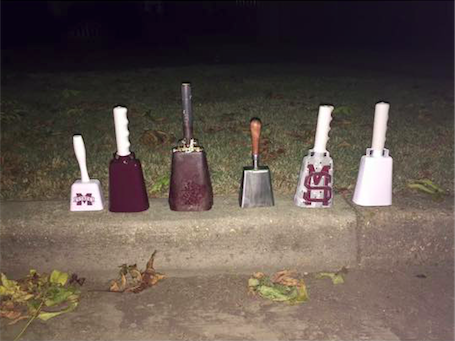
[181,83,193,141]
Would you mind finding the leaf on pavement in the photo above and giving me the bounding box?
[109,251,165,294]
[315,267,348,284]
[49,270,68,286]
[248,270,309,304]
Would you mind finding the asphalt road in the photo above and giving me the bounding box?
[0,265,453,341]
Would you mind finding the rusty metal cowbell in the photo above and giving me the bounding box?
[169,151,213,211]
[168,82,213,211]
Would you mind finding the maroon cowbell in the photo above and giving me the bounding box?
[109,152,149,212]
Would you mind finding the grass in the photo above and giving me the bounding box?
[1,62,453,200]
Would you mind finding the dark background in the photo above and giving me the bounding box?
[1,1,454,71]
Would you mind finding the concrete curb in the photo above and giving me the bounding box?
[0,194,453,278]
[352,195,454,268]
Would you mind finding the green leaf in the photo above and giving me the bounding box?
[44,287,75,307]
[408,179,447,201]
[1,273,18,291]
[0,273,33,302]
[408,179,445,194]
[408,183,435,194]
[49,270,68,286]
[27,299,42,312]
[37,301,78,321]
[248,278,260,287]
[289,282,309,304]
[419,179,445,193]
[258,285,289,302]
[316,272,345,284]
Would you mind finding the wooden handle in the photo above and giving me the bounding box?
[250,118,261,156]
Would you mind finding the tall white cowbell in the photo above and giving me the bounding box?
[353,102,393,206]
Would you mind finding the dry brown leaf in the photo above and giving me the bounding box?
[146,251,157,272]
[140,130,173,147]
[204,126,224,133]
[337,141,352,148]
[271,270,300,287]
[150,273,165,286]
[280,277,299,286]
[109,281,120,292]
[286,131,305,140]
[262,147,285,163]
[2,300,15,310]
[124,284,142,293]
[110,273,128,292]
[129,266,142,283]
[265,92,285,100]
[0,309,22,320]
[8,315,29,325]
[272,270,295,282]
[417,113,432,122]
[253,272,265,279]
[109,251,165,294]
[332,118,352,126]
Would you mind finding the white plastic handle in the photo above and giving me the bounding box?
[73,135,90,183]
[113,106,131,156]
[371,102,390,156]
[313,105,334,153]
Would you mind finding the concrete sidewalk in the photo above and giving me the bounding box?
[0,194,453,278]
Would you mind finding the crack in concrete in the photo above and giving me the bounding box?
[340,193,364,267]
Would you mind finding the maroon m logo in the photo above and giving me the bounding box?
[75,193,94,205]
[303,165,332,206]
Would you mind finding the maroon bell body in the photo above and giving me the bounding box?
[109,152,149,212]
[169,151,213,211]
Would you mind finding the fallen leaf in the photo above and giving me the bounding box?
[285,131,305,140]
[109,251,165,294]
[272,270,296,284]
[417,112,432,122]
[69,274,85,286]
[8,315,29,325]
[140,130,173,147]
[263,147,286,162]
[49,270,68,286]
[204,126,224,133]
[143,110,167,123]
[1,269,82,340]
[248,270,309,304]
[316,272,344,284]
[0,308,22,320]
[408,179,447,201]
[265,92,285,100]
[337,141,352,148]
[315,267,348,285]
[252,272,265,279]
